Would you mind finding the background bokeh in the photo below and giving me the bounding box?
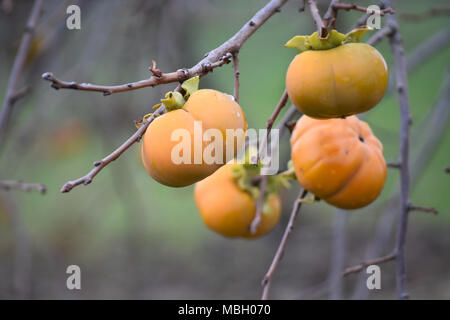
[0,0,449,299]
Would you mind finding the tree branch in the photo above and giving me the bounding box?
[232,52,240,103]
[332,3,395,16]
[0,180,46,194]
[42,0,288,96]
[384,0,412,300]
[0,0,44,144]
[343,252,396,277]
[261,188,308,300]
[408,205,439,215]
[307,0,326,38]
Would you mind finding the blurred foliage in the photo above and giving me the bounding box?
[0,0,449,299]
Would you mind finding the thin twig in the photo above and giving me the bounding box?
[261,188,308,300]
[343,252,396,277]
[384,0,412,300]
[408,205,439,215]
[266,89,289,131]
[58,0,289,193]
[60,105,166,192]
[366,25,394,47]
[323,0,340,29]
[0,0,44,144]
[332,3,395,16]
[250,90,290,233]
[250,176,268,234]
[400,8,450,22]
[43,0,288,96]
[387,161,401,169]
[0,180,46,194]
[307,0,326,38]
[232,52,240,103]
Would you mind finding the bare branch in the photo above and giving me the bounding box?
[232,52,240,103]
[384,0,412,300]
[387,161,401,169]
[60,104,166,192]
[42,0,288,96]
[323,0,340,29]
[400,8,450,22]
[250,176,268,234]
[366,25,395,47]
[307,0,326,38]
[343,253,396,277]
[332,3,395,16]
[266,89,289,131]
[408,205,439,215]
[0,180,46,194]
[0,0,44,144]
[261,188,308,300]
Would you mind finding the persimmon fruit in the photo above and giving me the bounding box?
[142,86,247,187]
[290,115,386,209]
[194,163,281,238]
[285,28,388,119]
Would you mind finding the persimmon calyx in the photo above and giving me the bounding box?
[160,76,200,111]
[285,26,372,52]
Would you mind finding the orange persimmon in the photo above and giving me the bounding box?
[285,29,388,119]
[290,115,386,209]
[194,163,281,238]
[142,88,247,187]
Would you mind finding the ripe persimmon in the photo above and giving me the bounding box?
[290,115,386,209]
[194,163,281,238]
[285,28,388,119]
[142,78,247,187]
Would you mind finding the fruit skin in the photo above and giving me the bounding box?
[194,164,281,238]
[142,89,247,187]
[286,43,388,119]
[290,115,386,209]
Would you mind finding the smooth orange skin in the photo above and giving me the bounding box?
[194,164,281,238]
[286,43,388,119]
[142,89,247,187]
[290,115,387,209]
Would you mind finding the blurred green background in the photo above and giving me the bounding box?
[0,0,449,299]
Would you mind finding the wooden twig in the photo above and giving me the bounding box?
[0,180,46,194]
[266,89,289,131]
[400,8,450,22]
[232,52,240,103]
[43,0,287,96]
[250,176,268,234]
[307,0,326,38]
[58,0,289,193]
[343,252,396,277]
[408,205,439,215]
[60,105,166,192]
[384,0,412,300]
[0,0,44,144]
[366,25,395,47]
[250,90,290,233]
[323,0,340,29]
[332,3,395,16]
[261,189,308,300]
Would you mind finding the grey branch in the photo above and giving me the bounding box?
[343,252,396,277]
[42,0,288,96]
[261,189,308,300]
[0,0,44,144]
[0,180,46,194]
[384,0,413,300]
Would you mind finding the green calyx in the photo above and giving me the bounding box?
[160,76,200,111]
[231,158,297,216]
[285,26,372,52]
